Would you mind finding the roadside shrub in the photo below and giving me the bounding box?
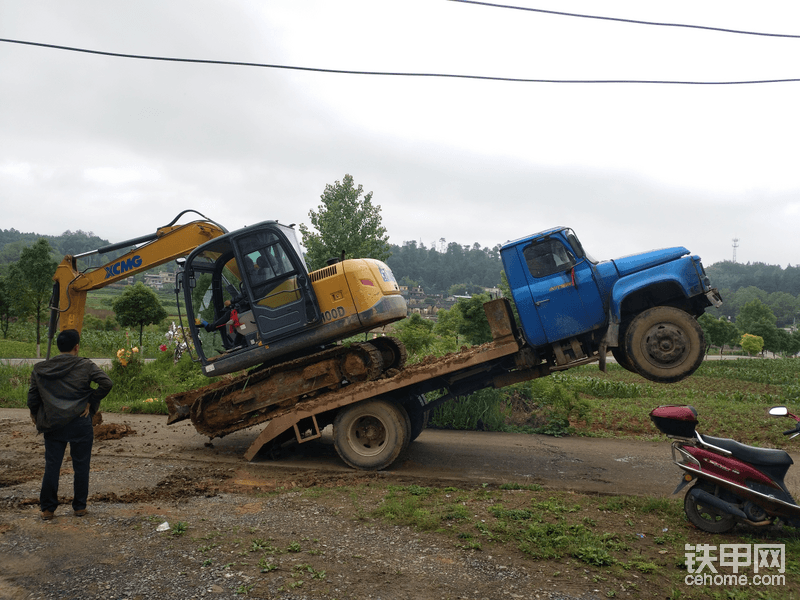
[0,339,37,359]
[102,349,206,414]
[0,363,33,407]
[430,388,511,431]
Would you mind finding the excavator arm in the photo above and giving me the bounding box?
[50,213,227,342]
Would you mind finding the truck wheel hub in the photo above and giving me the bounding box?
[644,324,687,364]
[353,417,386,448]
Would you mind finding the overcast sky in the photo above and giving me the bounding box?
[2,1,799,270]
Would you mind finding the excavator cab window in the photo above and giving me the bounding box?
[234,226,319,342]
[237,231,301,309]
[185,239,250,357]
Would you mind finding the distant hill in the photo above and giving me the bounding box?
[705,261,800,296]
[0,229,128,269]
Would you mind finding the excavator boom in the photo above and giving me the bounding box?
[50,214,227,337]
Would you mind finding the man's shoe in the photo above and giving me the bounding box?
[40,510,55,521]
[74,509,88,517]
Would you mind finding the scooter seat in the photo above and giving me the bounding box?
[703,435,793,467]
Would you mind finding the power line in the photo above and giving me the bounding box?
[2,37,800,85]
[449,0,800,39]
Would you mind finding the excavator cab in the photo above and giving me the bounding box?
[182,221,321,370]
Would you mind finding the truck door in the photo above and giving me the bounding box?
[517,237,605,343]
[235,228,320,343]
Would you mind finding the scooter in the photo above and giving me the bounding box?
[649,404,800,533]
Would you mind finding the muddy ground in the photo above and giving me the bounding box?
[2,408,798,599]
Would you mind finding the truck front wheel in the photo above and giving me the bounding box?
[333,400,409,470]
[624,306,705,383]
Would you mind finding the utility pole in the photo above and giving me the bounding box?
[732,237,739,263]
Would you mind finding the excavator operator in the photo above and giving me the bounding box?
[198,294,248,349]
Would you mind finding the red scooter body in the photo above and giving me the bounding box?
[650,404,800,533]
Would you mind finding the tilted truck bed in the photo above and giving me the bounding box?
[166,298,602,462]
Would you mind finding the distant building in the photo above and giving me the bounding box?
[143,272,173,290]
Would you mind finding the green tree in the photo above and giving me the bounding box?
[10,239,58,356]
[767,291,800,327]
[736,299,780,355]
[393,313,436,355]
[698,314,739,355]
[788,330,800,356]
[740,333,764,356]
[112,282,168,347]
[299,174,391,272]
[747,320,781,355]
[0,274,13,339]
[736,299,776,331]
[774,329,794,357]
[452,293,493,345]
[433,305,465,346]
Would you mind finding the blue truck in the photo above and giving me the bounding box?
[501,226,722,383]
[169,226,721,470]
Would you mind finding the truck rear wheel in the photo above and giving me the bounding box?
[333,400,409,470]
[624,306,705,383]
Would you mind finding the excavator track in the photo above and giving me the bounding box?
[369,336,407,372]
[167,340,398,438]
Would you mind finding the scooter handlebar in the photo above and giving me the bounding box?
[783,423,800,436]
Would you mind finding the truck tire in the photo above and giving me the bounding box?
[333,400,409,470]
[611,346,637,374]
[404,394,430,442]
[611,320,641,374]
[624,306,705,384]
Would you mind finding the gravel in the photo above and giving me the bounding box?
[1,489,607,600]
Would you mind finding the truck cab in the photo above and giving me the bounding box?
[501,227,721,382]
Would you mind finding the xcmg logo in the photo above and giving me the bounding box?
[105,255,143,278]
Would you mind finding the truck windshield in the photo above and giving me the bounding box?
[523,239,575,278]
[565,229,597,264]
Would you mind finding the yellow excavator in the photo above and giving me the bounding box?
[48,212,408,388]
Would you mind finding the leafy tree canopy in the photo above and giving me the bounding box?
[299,174,390,272]
[740,333,764,356]
[392,313,436,355]
[698,314,739,354]
[112,282,168,347]
[736,299,777,332]
[11,239,58,354]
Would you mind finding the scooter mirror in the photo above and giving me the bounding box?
[768,406,788,416]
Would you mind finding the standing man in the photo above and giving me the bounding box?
[28,329,113,521]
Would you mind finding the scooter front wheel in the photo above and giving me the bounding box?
[684,481,737,533]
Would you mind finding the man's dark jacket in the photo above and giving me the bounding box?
[27,354,113,433]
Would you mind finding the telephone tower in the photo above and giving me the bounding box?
[732,237,739,263]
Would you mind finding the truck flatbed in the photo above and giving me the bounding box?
[166,298,601,468]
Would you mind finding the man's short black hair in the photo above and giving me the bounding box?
[56,329,81,353]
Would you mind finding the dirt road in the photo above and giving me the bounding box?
[1,408,679,498]
[3,408,799,499]
[3,408,799,600]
